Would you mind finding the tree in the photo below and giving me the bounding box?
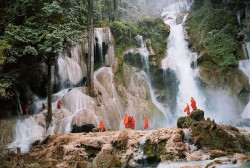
[2,0,84,124]
[87,0,95,96]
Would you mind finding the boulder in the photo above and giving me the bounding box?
[190,110,204,121]
[177,116,193,128]
[92,152,121,168]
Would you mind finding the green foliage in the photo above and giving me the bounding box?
[203,32,238,67]
[187,8,239,67]
[138,17,169,61]
[0,40,11,66]
[110,21,138,64]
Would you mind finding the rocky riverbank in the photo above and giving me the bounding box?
[1,111,250,168]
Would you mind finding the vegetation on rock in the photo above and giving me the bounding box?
[177,110,250,154]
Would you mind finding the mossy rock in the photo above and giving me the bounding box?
[24,163,41,168]
[177,116,193,128]
[66,154,87,167]
[190,110,205,121]
[190,119,246,152]
[210,150,227,159]
[92,152,121,168]
[143,141,158,159]
[112,130,129,149]
[123,52,144,69]
[75,161,90,168]
[160,154,174,161]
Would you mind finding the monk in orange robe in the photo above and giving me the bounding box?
[57,100,61,109]
[99,120,105,132]
[191,97,197,111]
[124,114,130,128]
[184,103,191,116]
[144,116,148,130]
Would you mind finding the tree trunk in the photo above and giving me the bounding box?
[87,0,95,96]
[46,63,52,130]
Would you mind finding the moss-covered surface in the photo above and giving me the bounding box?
[190,109,204,121]
[143,140,165,163]
[177,116,193,128]
[66,154,89,167]
[177,110,250,153]
[138,18,170,64]
[186,7,240,68]
[92,152,122,168]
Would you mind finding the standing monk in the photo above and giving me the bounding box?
[123,114,129,128]
[25,107,29,116]
[99,120,105,132]
[144,116,148,130]
[131,117,135,130]
[191,97,197,111]
[57,100,61,109]
[184,103,191,116]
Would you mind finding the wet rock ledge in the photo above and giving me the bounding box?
[1,111,250,168]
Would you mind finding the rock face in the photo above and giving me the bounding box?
[0,119,16,149]
[198,61,250,98]
[177,110,250,154]
[9,128,191,168]
[1,126,250,168]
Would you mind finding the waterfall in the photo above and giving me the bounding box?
[8,43,90,152]
[236,10,241,27]
[57,55,83,85]
[161,1,206,120]
[16,90,23,116]
[247,43,250,59]
[240,42,250,118]
[183,129,197,152]
[133,35,172,123]
[95,28,104,65]
[8,116,45,153]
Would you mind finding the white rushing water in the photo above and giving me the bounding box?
[161,0,206,119]
[95,28,104,64]
[157,160,248,168]
[57,55,83,85]
[128,35,172,124]
[240,42,250,118]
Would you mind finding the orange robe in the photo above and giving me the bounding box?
[99,120,105,132]
[131,117,135,130]
[184,104,191,116]
[144,117,148,129]
[128,116,132,129]
[57,100,61,109]
[191,98,197,111]
[25,107,29,115]
[124,115,130,128]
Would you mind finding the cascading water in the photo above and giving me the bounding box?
[236,10,241,27]
[132,35,172,123]
[240,42,250,118]
[57,54,83,85]
[161,0,206,119]
[95,28,104,65]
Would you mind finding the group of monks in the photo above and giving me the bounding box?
[99,115,149,132]
[184,97,197,115]
[123,114,135,129]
